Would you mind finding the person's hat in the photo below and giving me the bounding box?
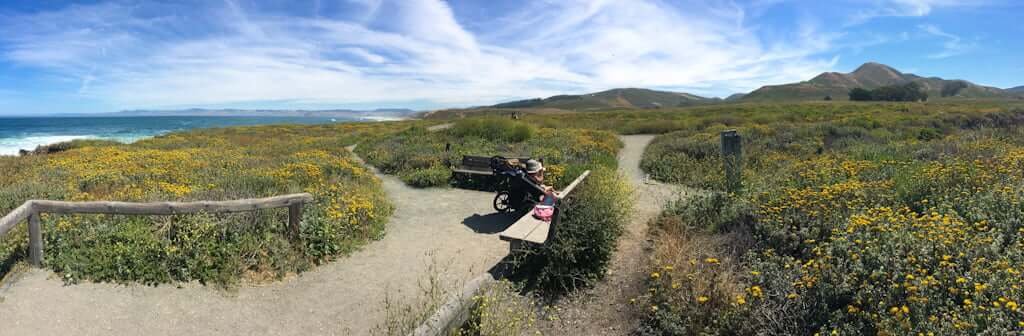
[526,159,544,174]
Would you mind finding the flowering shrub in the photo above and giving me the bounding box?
[0,122,402,285]
[533,168,633,293]
[641,104,1024,335]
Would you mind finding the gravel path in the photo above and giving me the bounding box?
[536,135,690,335]
[0,150,510,336]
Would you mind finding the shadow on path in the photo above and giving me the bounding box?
[462,212,517,234]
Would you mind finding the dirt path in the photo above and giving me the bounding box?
[536,135,688,335]
[0,150,509,336]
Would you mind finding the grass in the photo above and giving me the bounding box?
[637,101,1024,335]
[511,100,1024,135]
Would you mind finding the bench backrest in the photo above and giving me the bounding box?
[458,156,535,170]
[548,170,590,240]
[460,156,492,169]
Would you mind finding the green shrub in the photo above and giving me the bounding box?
[400,167,452,188]
[534,168,632,293]
[661,191,753,233]
[46,213,243,286]
[357,122,621,190]
[449,117,535,142]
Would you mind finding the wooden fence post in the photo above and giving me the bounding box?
[28,212,42,267]
[721,130,743,193]
[288,202,302,239]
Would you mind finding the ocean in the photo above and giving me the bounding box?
[0,116,347,156]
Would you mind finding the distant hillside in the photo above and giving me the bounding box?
[108,108,417,120]
[1008,86,1024,94]
[490,88,711,110]
[724,93,747,101]
[743,62,1009,101]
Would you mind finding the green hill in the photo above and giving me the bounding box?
[743,62,1009,101]
[1008,86,1024,93]
[490,88,711,110]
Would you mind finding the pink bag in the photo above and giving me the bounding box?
[533,191,557,222]
[533,205,554,222]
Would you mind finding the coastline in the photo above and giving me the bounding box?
[0,115,404,157]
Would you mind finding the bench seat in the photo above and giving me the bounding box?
[451,167,493,176]
[499,215,549,245]
[498,170,590,249]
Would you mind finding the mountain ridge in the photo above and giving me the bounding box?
[743,62,1009,101]
[488,88,712,110]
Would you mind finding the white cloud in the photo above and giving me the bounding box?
[0,0,841,110]
[918,24,974,59]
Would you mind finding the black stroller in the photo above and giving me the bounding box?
[489,156,545,214]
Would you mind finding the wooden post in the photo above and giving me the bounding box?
[721,130,743,193]
[288,202,302,239]
[28,212,42,267]
[546,206,560,243]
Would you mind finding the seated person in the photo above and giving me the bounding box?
[523,160,561,221]
[524,159,546,187]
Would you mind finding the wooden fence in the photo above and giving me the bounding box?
[0,193,313,267]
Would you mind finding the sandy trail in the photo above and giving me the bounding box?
[536,134,688,335]
[0,150,510,336]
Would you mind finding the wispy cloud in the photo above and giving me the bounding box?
[847,0,986,26]
[0,0,859,110]
[918,24,974,59]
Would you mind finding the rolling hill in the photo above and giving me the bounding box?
[743,62,1009,101]
[1008,86,1024,94]
[489,88,711,110]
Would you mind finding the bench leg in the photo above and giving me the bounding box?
[509,240,523,254]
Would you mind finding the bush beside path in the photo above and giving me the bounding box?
[0,149,509,336]
[534,135,690,335]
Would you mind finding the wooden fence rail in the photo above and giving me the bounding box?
[0,193,313,267]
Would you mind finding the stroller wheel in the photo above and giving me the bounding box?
[493,191,512,213]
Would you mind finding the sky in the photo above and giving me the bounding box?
[0,0,1021,115]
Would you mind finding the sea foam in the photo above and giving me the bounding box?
[0,135,95,156]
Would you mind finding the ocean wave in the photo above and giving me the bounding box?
[0,135,146,156]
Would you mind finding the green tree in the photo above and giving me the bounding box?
[849,88,872,101]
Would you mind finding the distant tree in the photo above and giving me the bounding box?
[824,95,833,101]
[902,82,928,102]
[871,85,901,101]
[850,82,928,102]
[941,80,969,97]
[849,88,873,101]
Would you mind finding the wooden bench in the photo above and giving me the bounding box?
[499,170,590,252]
[450,155,533,176]
[451,155,494,176]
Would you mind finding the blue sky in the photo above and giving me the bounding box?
[0,0,1021,115]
